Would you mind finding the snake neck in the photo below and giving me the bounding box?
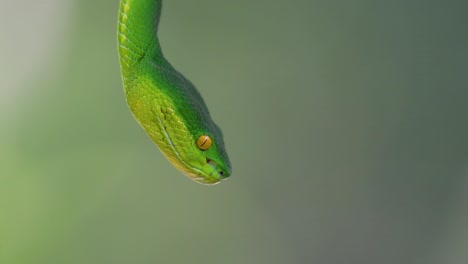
[118,0,163,76]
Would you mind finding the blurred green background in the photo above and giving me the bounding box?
[1,0,467,263]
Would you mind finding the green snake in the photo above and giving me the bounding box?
[117,0,231,185]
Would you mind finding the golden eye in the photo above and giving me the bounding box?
[196,135,212,150]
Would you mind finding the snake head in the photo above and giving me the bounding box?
[124,51,231,185]
[162,130,232,185]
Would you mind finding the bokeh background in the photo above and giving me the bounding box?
[1,0,467,263]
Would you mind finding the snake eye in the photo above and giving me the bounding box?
[196,135,212,150]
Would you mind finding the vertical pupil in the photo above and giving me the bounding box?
[197,135,212,150]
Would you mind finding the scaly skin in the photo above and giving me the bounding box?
[117,0,231,184]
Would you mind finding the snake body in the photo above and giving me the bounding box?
[117,0,231,184]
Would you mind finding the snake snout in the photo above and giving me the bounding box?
[206,158,230,180]
[218,170,228,179]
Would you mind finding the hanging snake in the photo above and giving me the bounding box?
[117,0,231,185]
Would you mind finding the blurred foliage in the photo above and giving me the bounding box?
[1,0,467,263]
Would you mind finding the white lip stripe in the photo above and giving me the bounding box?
[156,116,212,181]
